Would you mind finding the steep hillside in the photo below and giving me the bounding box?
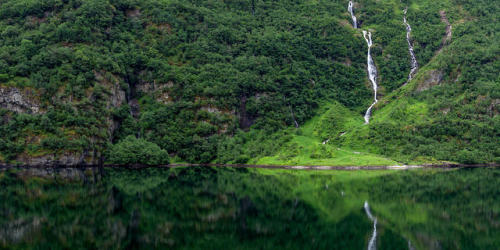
[333,0,499,164]
[0,0,498,165]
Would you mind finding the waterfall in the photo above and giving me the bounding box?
[348,1,358,28]
[362,31,378,124]
[364,201,375,221]
[347,2,378,123]
[364,201,377,250]
[403,8,418,85]
[408,240,416,250]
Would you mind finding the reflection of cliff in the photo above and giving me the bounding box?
[0,217,45,244]
[1,167,103,183]
[0,167,373,249]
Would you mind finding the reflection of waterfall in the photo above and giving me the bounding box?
[362,31,378,124]
[364,201,374,221]
[348,1,358,28]
[403,7,418,85]
[408,240,416,250]
[364,201,377,250]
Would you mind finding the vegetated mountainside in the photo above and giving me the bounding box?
[0,0,497,165]
[335,0,500,164]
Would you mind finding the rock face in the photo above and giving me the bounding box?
[440,11,452,45]
[94,71,127,109]
[15,152,97,166]
[436,10,452,55]
[238,96,255,130]
[136,77,174,104]
[0,87,42,114]
[416,70,444,92]
[489,99,500,116]
[94,71,127,143]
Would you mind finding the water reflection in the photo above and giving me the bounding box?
[364,201,377,250]
[0,166,498,249]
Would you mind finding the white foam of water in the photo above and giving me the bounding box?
[362,31,378,124]
[348,1,358,28]
[403,8,418,85]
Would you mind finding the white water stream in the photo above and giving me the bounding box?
[365,201,417,250]
[348,1,358,28]
[364,201,377,250]
[408,240,416,250]
[362,31,378,124]
[403,8,418,85]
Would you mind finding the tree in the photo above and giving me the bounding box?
[107,136,169,165]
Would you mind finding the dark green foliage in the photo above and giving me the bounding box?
[0,0,497,164]
[0,0,374,163]
[107,135,169,165]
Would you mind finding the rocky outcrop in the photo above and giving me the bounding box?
[416,70,444,92]
[0,86,42,114]
[94,71,127,141]
[488,99,500,116]
[436,10,452,55]
[15,151,98,166]
[440,11,452,45]
[126,9,141,18]
[136,76,174,104]
[94,71,127,109]
[238,96,255,130]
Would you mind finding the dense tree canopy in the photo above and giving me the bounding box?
[0,0,498,164]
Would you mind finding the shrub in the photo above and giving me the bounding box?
[107,136,169,165]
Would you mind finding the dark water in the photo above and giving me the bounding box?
[0,167,498,249]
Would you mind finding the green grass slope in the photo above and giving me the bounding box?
[253,103,399,166]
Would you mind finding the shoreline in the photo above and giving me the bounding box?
[0,163,498,171]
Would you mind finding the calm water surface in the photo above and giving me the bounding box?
[0,166,498,249]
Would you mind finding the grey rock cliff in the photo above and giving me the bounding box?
[416,70,444,92]
[0,87,42,114]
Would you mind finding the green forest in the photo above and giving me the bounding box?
[0,0,498,165]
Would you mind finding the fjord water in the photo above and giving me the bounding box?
[0,167,499,249]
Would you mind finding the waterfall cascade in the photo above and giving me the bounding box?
[362,31,378,124]
[346,2,379,123]
[408,240,416,250]
[364,201,377,250]
[348,1,358,28]
[403,8,418,85]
